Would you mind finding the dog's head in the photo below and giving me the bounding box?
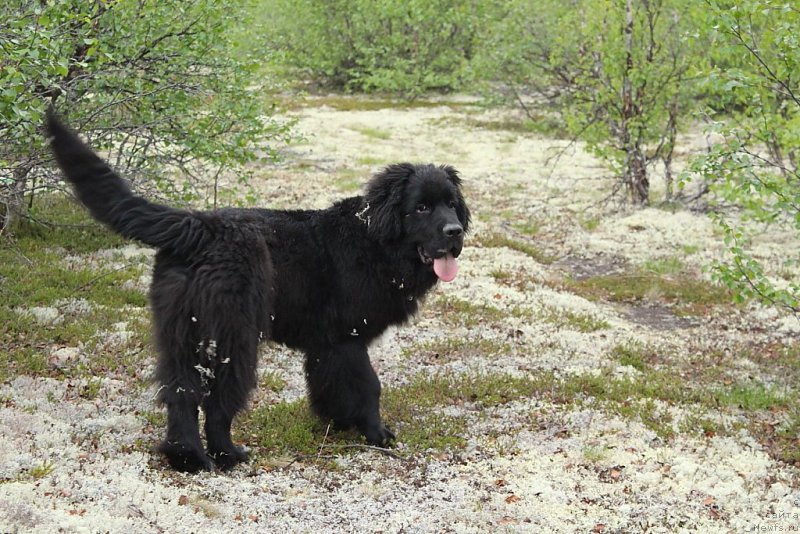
[364,163,470,282]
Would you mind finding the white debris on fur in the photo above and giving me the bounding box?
[355,201,371,226]
[194,365,215,380]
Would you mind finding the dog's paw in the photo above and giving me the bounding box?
[158,440,214,473]
[364,423,395,447]
[208,444,250,471]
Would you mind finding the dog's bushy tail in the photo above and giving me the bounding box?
[46,111,208,256]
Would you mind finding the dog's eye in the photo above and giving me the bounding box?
[415,203,429,213]
[448,200,457,209]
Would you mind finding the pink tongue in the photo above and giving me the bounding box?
[433,254,459,282]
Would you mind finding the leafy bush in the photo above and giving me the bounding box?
[686,0,800,311]
[256,0,488,95]
[0,0,291,233]
[476,0,698,204]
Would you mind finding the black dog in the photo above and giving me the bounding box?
[46,112,470,472]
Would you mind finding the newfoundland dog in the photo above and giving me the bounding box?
[46,112,470,472]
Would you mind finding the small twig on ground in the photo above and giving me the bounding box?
[317,422,331,462]
[293,453,338,464]
[127,504,165,533]
[70,262,140,297]
[319,443,408,460]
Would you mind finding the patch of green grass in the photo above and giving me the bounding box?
[79,378,103,400]
[12,196,128,252]
[289,159,318,170]
[240,372,539,464]
[565,270,731,315]
[331,168,364,192]
[772,410,800,465]
[0,246,146,308]
[512,219,541,236]
[656,200,686,213]
[77,316,150,380]
[356,156,388,167]
[611,343,651,371]
[582,445,608,463]
[0,461,56,484]
[554,369,685,404]
[239,397,324,460]
[579,217,601,231]
[28,460,55,480]
[261,371,287,394]
[474,231,554,265]
[715,382,789,411]
[385,408,467,452]
[0,303,150,383]
[489,269,538,292]
[744,342,800,379]
[540,307,610,333]
[681,244,700,255]
[499,210,543,236]
[351,126,392,140]
[384,372,540,451]
[141,409,166,429]
[490,269,513,283]
[642,257,684,275]
[186,495,222,519]
[533,340,798,443]
[624,398,674,437]
[394,372,539,409]
[426,296,505,328]
[679,411,728,438]
[0,336,47,382]
[0,195,151,382]
[531,369,683,439]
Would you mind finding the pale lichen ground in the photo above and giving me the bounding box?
[1,97,799,533]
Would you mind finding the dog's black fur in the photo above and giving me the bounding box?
[45,112,470,472]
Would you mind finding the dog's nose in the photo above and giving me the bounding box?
[443,223,463,238]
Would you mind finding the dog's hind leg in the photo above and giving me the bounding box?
[194,256,268,470]
[153,338,213,472]
[151,268,215,472]
[304,342,395,446]
[157,389,212,472]
[202,332,259,470]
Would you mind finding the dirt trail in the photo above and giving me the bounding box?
[1,97,798,533]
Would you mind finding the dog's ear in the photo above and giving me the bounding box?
[363,163,415,241]
[441,165,471,234]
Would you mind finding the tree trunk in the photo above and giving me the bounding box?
[626,147,649,204]
[663,97,679,202]
[620,0,649,205]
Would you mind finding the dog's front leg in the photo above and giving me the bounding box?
[304,341,394,446]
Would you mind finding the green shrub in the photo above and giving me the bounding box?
[1,0,291,233]
[255,0,489,95]
[685,0,800,312]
